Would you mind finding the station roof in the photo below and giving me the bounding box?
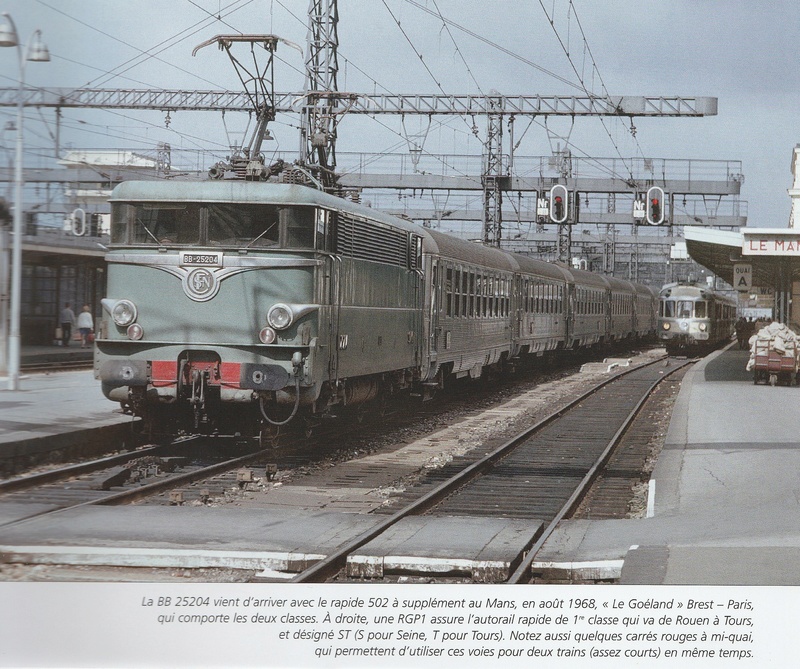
[684,226,800,291]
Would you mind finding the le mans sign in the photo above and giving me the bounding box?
[743,234,800,256]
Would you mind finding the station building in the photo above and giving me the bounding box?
[684,145,800,330]
[0,222,107,345]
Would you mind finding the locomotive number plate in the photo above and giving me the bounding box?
[180,252,222,267]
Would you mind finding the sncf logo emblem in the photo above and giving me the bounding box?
[183,268,219,302]
[338,334,349,350]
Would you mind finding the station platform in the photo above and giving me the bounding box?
[1,345,799,585]
[536,345,800,585]
[19,344,94,368]
[0,348,133,470]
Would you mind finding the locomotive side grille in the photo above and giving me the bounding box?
[336,214,409,267]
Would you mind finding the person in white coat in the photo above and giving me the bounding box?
[77,304,94,348]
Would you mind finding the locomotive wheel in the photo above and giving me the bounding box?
[301,418,318,439]
[351,404,368,424]
[259,425,281,449]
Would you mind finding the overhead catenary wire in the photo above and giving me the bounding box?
[33,0,240,91]
[537,0,645,176]
[81,0,257,89]
[402,0,585,92]
[380,0,480,141]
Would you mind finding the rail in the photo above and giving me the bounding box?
[291,354,686,583]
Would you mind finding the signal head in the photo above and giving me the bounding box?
[646,186,665,225]
[549,185,569,223]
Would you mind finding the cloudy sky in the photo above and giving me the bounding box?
[3,0,799,227]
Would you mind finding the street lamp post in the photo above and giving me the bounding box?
[0,13,49,390]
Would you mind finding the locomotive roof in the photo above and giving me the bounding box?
[659,282,736,305]
[110,181,652,289]
[110,180,426,230]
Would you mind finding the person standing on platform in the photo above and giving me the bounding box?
[60,302,76,347]
[77,304,94,348]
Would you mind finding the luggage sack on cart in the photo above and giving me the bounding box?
[752,339,799,386]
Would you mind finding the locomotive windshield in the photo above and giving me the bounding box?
[111,202,315,249]
[661,300,707,318]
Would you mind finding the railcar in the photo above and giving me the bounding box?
[657,282,736,355]
[96,180,657,441]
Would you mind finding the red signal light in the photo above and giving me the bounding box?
[549,184,568,223]
[645,186,665,225]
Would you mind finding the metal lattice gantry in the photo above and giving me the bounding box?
[0,87,721,237]
[0,88,719,117]
[299,0,340,189]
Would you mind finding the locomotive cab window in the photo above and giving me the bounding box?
[676,301,694,318]
[112,202,316,249]
[116,202,202,246]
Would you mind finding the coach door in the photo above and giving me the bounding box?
[422,256,444,379]
[327,253,342,384]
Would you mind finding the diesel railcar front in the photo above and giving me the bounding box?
[658,282,736,354]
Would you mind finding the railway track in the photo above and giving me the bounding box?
[289,354,692,583]
[0,437,280,526]
[0,346,684,582]
[21,359,93,373]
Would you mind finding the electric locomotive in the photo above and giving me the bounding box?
[96,180,657,441]
[657,282,736,355]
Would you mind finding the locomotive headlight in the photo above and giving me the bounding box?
[259,327,277,344]
[662,322,671,330]
[127,323,144,340]
[267,304,293,330]
[112,300,137,327]
[699,322,707,332]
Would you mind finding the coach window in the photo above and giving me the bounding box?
[469,272,475,317]
[695,301,707,318]
[453,268,461,317]
[461,270,469,317]
[445,267,453,317]
[453,268,460,317]
[453,268,462,317]
[524,281,529,313]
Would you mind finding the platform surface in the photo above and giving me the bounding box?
[0,362,130,449]
[536,346,800,584]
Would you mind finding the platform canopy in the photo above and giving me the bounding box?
[684,226,800,292]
